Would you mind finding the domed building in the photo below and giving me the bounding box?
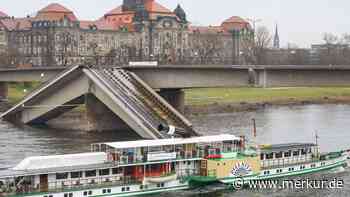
[1,1,252,67]
[35,3,78,21]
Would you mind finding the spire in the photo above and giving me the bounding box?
[273,24,280,49]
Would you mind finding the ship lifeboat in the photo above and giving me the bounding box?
[144,174,177,183]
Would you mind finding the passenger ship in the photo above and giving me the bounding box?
[0,134,348,197]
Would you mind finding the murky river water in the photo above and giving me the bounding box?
[0,104,350,196]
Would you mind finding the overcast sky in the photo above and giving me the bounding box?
[1,0,349,48]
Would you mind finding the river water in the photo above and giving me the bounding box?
[0,104,349,196]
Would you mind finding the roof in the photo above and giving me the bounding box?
[260,143,317,153]
[223,16,248,24]
[36,3,78,21]
[0,161,114,179]
[102,134,240,150]
[0,18,32,31]
[221,16,252,31]
[145,0,173,13]
[13,152,107,171]
[38,3,73,13]
[0,11,8,17]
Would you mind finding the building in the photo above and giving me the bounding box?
[0,0,253,67]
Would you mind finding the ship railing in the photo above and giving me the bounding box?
[261,157,322,169]
[114,152,202,165]
[7,176,141,196]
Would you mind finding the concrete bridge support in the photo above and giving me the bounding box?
[0,82,8,101]
[85,94,131,132]
[159,89,185,114]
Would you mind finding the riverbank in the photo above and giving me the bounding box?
[184,87,350,115]
[2,86,350,115]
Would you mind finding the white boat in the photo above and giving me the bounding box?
[0,134,347,197]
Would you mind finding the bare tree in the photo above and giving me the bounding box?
[241,26,272,65]
[189,33,224,64]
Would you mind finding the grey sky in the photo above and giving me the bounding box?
[1,0,349,48]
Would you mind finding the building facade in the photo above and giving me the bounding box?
[0,0,253,67]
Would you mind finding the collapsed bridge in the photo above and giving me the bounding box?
[0,65,197,139]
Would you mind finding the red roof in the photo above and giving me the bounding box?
[145,0,173,13]
[221,16,252,31]
[0,11,8,17]
[222,16,248,24]
[105,6,126,16]
[38,3,73,13]
[0,18,32,31]
[36,3,78,21]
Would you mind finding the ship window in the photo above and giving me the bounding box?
[88,191,92,195]
[69,193,73,197]
[122,187,125,192]
[266,153,274,159]
[107,189,111,193]
[126,187,130,191]
[284,151,291,157]
[300,165,305,170]
[288,168,294,171]
[112,168,122,174]
[83,191,87,196]
[321,162,325,166]
[99,169,110,176]
[161,183,165,187]
[56,172,69,180]
[275,152,283,158]
[85,170,97,177]
[301,149,307,155]
[260,153,264,160]
[64,194,68,197]
[140,185,144,190]
[71,171,82,178]
[103,189,106,194]
[293,150,300,156]
[311,164,316,168]
[49,195,53,197]
[263,171,270,175]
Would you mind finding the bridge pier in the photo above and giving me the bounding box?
[0,82,8,101]
[85,94,131,132]
[159,89,185,114]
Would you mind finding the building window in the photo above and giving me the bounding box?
[99,169,110,176]
[71,171,82,179]
[85,170,96,177]
[56,172,69,180]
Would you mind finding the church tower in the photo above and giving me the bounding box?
[273,24,280,49]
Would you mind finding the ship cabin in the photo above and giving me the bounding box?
[91,134,243,178]
[259,143,318,169]
[0,134,242,196]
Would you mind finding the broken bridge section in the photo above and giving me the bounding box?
[0,65,197,139]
